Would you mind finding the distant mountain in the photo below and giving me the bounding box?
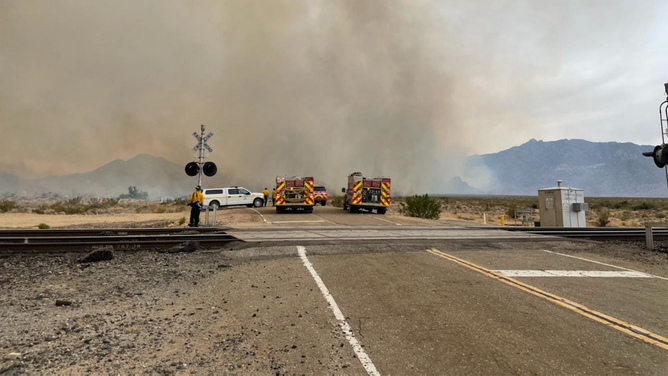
[466,139,667,197]
[0,155,220,198]
[2,140,666,198]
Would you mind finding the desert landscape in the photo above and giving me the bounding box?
[0,195,666,229]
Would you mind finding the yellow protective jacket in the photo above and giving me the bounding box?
[189,191,203,205]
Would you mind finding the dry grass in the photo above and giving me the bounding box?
[393,195,668,227]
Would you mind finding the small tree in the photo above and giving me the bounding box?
[120,186,148,200]
[399,194,442,220]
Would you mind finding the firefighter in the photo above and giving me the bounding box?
[262,188,269,207]
[188,185,204,227]
[271,188,277,206]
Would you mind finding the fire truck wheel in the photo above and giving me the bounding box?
[377,208,387,215]
[321,201,327,206]
[253,198,263,207]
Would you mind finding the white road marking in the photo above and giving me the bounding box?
[272,220,326,224]
[541,249,668,281]
[249,208,271,224]
[495,270,653,278]
[370,216,402,226]
[297,246,380,376]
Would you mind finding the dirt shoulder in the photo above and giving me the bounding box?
[0,247,362,375]
[0,212,189,229]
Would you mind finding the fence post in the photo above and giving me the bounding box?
[646,223,654,250]
[204,206,210,226]
[212,205,217,226]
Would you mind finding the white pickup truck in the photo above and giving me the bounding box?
[202,187,265,208]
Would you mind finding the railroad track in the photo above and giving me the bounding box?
[0,227,239,253]
[0,227,227,237]
[494,226,668,241]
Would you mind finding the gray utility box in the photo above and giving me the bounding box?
[538,180,588,227]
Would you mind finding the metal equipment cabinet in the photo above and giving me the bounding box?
[538,180,588,227]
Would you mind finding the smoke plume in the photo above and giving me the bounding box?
[1,0,666,194]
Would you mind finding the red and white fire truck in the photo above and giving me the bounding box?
[342,172,391,214]
[275,176,315,213]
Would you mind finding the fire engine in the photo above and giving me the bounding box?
[342,172,391,214]
[275,176,315,213]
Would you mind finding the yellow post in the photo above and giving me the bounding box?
[500,215,505,226]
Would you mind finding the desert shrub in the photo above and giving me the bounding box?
[150,204,167,213]
[172,197,187,206]
[49,197,88,214]
[621,212,631,221]
[399,194,442,220]
[506,205,517,218]
[632,201,655,211]
[37,223,50,229]
[119,186,149,200]
[87,198,119,211]
[596,210,610,227]
[0,200,17,212]
[329,195,344,208]
[32,209,45,214]
[179,217,186,225]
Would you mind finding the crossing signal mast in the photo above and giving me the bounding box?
[185,124,217,186]
[642,83,668,188]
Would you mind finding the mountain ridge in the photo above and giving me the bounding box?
[1,139,666,197]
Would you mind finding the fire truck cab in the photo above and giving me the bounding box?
[275,176,315,213]
[342,172,391,214]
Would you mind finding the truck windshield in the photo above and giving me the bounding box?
[314,187,326,191]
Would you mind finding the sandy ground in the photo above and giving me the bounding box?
[0,212,189,229]
[1,239,667,374]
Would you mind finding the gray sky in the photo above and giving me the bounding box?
[1,0,666,191]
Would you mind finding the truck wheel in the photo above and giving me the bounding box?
[322,201,327,206]
[377,208,387,215]
[253,198,263,207]
[305,207,313,213]
[349,205,358,213]
[209,201,220,209]
[276,207,284,213]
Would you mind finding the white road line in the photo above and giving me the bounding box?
[297,246,380,376]
[541,249,668,281]
[370,216,402,226]
[495,270,653,278]
[249,208,271,224]
[272,220,326,224]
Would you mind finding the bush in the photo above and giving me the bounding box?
[632,202,655,211]
[596,210,610,227]
[179,217,186,225]
[329,196,344,208]
[119,186,148,200]
[399,194,442,220]
[0,200,17,213]
[173,197,187,206]
[506,205,517,218]
[38,223,50,229]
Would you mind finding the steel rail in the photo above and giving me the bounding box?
[0,227,227,237]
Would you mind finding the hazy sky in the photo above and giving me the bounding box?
[1,0,666,190]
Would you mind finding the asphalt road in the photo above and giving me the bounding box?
[1,235,666,374]
[224,205,472,227]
